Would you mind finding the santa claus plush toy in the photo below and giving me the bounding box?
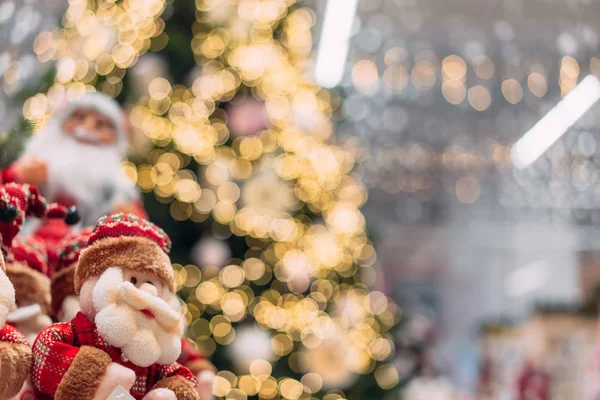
[31,213,200,400]
[52,228,217,400]
[1,92,147,271]
[0,183,79,398]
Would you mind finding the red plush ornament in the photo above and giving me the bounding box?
[11,236,49,276]
[0,183,79,259]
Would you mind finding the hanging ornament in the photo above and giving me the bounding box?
[130,54,168,97]
[228,324,275,372]
[228,97,268,137]
[191,235,231,268]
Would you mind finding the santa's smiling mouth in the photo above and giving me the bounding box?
[140,309,155,319]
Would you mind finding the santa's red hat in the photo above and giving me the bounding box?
[0,183,80,259]
[76,213,174,293]
[51,228,93,316]
[8,237,51,315]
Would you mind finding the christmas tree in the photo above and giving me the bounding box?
[15,0,400,398]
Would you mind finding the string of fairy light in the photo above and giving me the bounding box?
[21,0,400,398]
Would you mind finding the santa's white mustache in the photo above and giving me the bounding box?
[73,127,103,142]
[120,281,181,333]
[93,267,182,332]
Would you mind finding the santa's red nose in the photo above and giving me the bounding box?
[140,309,155,319]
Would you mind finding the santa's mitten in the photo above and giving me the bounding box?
[196,371,215,400]
[153,377,199,400]
[143,389,177,400]
[93,362,136,400]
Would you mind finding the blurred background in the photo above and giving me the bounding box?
[2,0,600,399]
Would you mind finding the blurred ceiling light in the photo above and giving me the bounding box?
[505,260,548,298]
[511,75,600,169]
[314,0,359,88]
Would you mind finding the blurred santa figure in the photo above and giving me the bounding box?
[0,92,146,271]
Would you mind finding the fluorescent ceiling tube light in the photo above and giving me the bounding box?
[511,74,600,169]
[315,0,359,89]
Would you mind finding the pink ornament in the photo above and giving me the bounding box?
[228,98,268,137]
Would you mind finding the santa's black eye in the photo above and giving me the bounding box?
[146,281,154,286]
[130,277,138,285]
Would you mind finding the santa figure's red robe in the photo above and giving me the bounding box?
[0,323,32,399]
[31,312,198,400]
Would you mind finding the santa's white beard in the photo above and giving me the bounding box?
[0,271,14,328]
[92,268,183,367]
[23,121,136,226]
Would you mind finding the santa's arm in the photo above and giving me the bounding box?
[0,324,32,399]
[31,323,112,399]
[0,164,22,184]
[110,173,148,219]
[154,363,200,400]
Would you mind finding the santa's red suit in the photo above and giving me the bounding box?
[31,312,198,400]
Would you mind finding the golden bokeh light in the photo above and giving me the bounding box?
[501,78,523,104]
[352,60,379,94]
[528,72,548,97]
[467,85,492,111]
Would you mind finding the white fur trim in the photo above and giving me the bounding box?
[143,388,177,400]
[0,270,15,328]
